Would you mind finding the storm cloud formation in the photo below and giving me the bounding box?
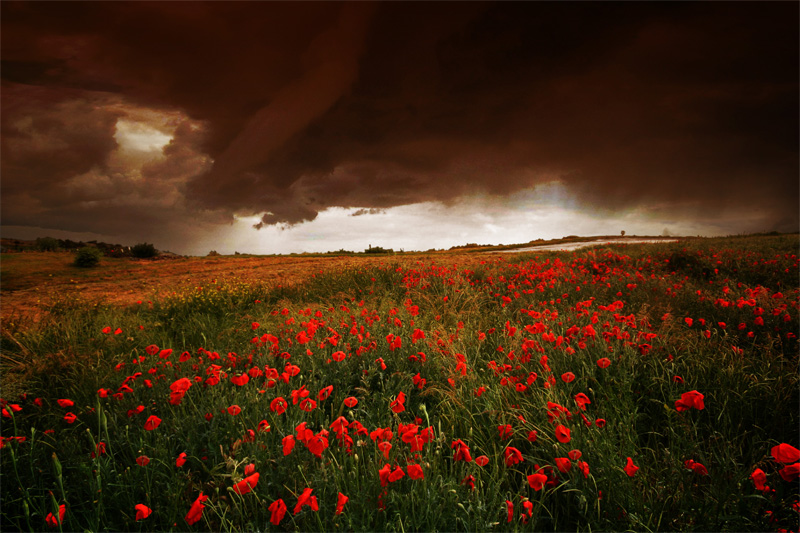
[2,1,798,244]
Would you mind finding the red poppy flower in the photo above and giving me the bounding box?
[751,468,771,492]
[452,439,472,462]
[475,455,489,467]
[227,405,242,416]
[332,351,346,362]
[555,457,571,473]
[388,466,405,483]
[336,492,349,515]
[45,504,65,527]
[568,449,582,460]
[595,418,606,428]
[498,424,513,440]
[233,472,260,495]
[771,443,800,464]
[577,460,590,478]
[561,372,576,383]
[675,390,705,412]
[506,500,514,523]
[135,504,152,520]
[597,357,611,369]
[92,442,107,458]
[779,463,799,482]
[407,463,424,479]
[176,452,187,467]
[136,455,150,466]
[390,392,406,413]
[185,492,208,526]
[527,473,547,491]
[299,398,317,412]
[555,425,571,443]
[504,447,523,467]
[318,385,333,401]
[64,412,77,424]
[269,499,287,525]
[230,374,249,386]
[282,435,295,456]
[293,488,318,515]
[378,441,392,459]
[102,326,112,334]
[574,393,591,411]
[379,463,392,487]
[144,415,161,430]
[461,474,475,490]
[344,396,358,408]
[57,399,74,408]
[625,457,639,477]
[270,397,288,414]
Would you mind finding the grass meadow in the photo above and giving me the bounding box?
[1,234,798,532]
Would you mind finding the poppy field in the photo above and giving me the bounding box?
[1,234,798,531]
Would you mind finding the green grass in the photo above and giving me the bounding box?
[1,234,798,531]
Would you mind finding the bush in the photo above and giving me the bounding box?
[73,246,102,268]
[35,237,59,251]
[131,242,158,258]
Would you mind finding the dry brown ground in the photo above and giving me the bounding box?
[1,251,499,324]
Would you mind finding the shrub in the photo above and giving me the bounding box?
[131,242,158,258]
[73,246,102,268]
[35,237,60,251]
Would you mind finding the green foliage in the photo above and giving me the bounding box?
[34,237,60,252]
[72,246,102,268]
[131,242,158,258]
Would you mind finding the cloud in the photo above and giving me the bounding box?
[1,1,797,249]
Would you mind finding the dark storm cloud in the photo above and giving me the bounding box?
[1,1,797,237]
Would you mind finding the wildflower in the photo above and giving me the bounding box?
[597,357,611,368]
[293,488,318,515]
[91,442,107,458]
[270,397,288,414]
[555,425,571,443]
[299,398,317,412]
[555,457,571,473]
[144,415,162,430]
[56,399,74,408]
[176,452,187,467]
[504,447,524,467]
[407,463,424,479]
[269,499,287,525]
[475,455,489,467]
[388,466,405,483]
[574,392,591,411]
[233,472,260,495]
[64,412,77,424]
[506,500,514,522]
[595,418,606,428]
[778,463,799,482]
[336,492,349,515]
[185,492,208,526]
[461,474,475,490]
[136,455,150,466]
[625,457,639,477]
[230,374,249,386]
[390,392,406,413]
[675,390,705,412]
[527,473,547,491]
[135,504,152,520]
[318,385,333,401]
[751,468,771,492]
[332,350,346,362]
[45,504,66,527]
[577,460,590,478]
[282,435,296,456]
[378,441,392,459]
[771,443,800,464]
[562,372,576,383]
[498,424,513,440]
[684,460,708,475]
[227,405,242,416]
[452,439,472,462]
[344,396,358,408]
[528,430,538,442]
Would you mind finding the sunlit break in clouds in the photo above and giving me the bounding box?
[1,2,797,254]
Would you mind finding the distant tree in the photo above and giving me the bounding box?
[620,230,626,237]
[131,242,158,258]
[207,250,220,257]
[74,246,102,268]
[35,237,59,251]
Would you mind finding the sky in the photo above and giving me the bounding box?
[1,1,797,256]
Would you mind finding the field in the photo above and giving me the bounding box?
[1,235,798,531]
